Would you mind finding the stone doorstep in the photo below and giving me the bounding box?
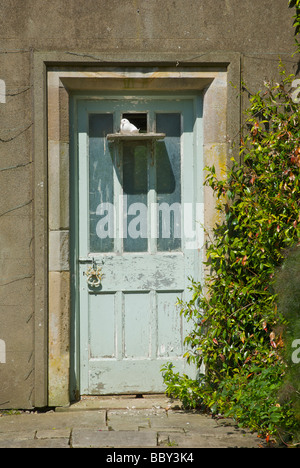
[59,394,177,412]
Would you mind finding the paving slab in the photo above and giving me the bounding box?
[107,409,165,431]
[72,429,158,448]
[0,410,106,433]
[0,438,70,448]
[36,428,74,439]
[158,432,260,449]
[0,397,269,448]
[0,431,36,442]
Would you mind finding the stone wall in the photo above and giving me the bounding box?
[0,0,298,409]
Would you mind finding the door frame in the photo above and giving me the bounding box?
[41,55,240,407]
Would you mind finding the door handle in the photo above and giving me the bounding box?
[83,259,104,287]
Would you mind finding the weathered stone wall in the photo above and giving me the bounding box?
[0,0,298,409]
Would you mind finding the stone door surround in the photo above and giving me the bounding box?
[32,51,240,407]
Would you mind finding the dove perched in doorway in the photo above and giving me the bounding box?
[120,118,139,134]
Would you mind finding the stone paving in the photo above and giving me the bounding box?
[0,395,268,448]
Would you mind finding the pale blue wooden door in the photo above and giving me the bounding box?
[76,96,203,394]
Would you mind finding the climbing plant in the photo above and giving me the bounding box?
[162,59,300,442]
[289,0,300,52]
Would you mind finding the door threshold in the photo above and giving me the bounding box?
[56,394,181,412]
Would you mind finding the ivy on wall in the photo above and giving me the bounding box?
[162,3,300,444]
[289,0,300,50]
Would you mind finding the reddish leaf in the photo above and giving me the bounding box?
[277,334,284,348]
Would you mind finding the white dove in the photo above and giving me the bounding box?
[120,118,139,134]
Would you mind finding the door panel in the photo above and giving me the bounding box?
[157,291,183,358]
[75,96,203,395]
[123,292,151,359]
[89,293,115,359]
